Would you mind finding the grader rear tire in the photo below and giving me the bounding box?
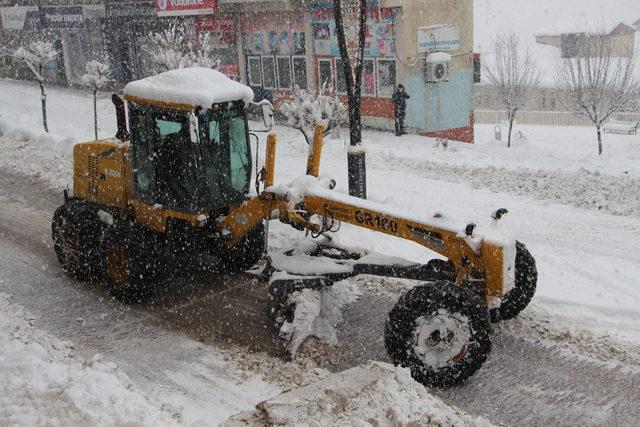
[52,201,106,281]
[384,281,492,388]
[490,241,537,323]
[102,223,163,303]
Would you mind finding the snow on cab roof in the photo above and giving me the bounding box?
[123,67,254,108]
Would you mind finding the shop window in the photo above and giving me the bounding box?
[293,32,306,55]
[276,56,292,90]
[335,58,347,94]
[376,58,396,98]
[362,59,376,97]
[541,97,547,110]
[248,56,262,86]
[550,97,557,111]
[292,56,308,89]
[318,58,334,89]
[261,56,277,89]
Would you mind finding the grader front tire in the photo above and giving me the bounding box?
[384,281,492,388]
[490,241,538,323]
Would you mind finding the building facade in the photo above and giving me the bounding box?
[1,0,106,85]
[1,0,476,142]
[223,0,474,141]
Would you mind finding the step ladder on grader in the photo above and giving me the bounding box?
[51,68,537,387]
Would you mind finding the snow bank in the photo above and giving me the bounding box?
[124,67,255,107]
[226,361,495,426]
[0,117,75,189]
[0,293,177,427]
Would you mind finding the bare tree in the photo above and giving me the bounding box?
[556,33,640,155]
[334,0,367,198]
[80,60,112,140]
[281,82,348,145]
[483,34,540,148]
[13,40,58,133]
[145,24,220,74]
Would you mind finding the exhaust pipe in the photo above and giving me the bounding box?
[111,94,130,141]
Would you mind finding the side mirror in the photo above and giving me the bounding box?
[261,103,274,129]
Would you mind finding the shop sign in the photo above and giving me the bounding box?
[156,0,216,17]
[195,16,234,48]
[195,15,232,31]
[41,6,85,29]
[417,25,460,53]
[105,2,156,19]
[0,6,37,30]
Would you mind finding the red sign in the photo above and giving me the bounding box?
[156,0,216,17]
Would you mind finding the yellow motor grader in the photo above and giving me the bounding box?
[51,68,536,387]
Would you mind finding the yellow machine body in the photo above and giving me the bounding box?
[71,96,511,305]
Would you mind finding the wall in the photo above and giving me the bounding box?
[384,0,475,142]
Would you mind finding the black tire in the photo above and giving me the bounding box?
[219,222,266,273]
[52,201,106,281]
[490,241,537,323]
[102,222,163,303]
[384,281,492,388]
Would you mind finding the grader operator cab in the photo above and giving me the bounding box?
[52,67,537,388]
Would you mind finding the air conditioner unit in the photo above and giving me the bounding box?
[425,52,451,83]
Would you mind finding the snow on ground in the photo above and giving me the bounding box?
[227,361,495,426]
[0,292,177,427]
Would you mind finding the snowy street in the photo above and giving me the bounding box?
[1,78,640,425]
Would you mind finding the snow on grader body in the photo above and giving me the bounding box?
[51,68,537,388]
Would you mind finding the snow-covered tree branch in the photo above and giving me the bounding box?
[555,32,640,155]
[13,40,58,133]
[81,60,112,140]
[281,83,348,145]
[144,24,220,74]
[0,30,19,60]
[483,33,540,148]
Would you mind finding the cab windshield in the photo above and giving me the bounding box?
[130,102,251,213]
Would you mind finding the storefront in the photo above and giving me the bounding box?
[239,11,310,103]
[309,5,399,125]
[193,15,239,80]
[104,1,164,83]
[40,5,106,86]
[0,5,61,82]
[235,1,475,142]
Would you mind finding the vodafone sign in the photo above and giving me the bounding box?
[156,0,216,17]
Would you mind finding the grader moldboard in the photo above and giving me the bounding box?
[51,68,537,388]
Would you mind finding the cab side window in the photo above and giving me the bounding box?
[130,108,155,202]
[229,115,249,192]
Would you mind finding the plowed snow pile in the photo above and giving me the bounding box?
[0,293,176,427]
[227,361,494,426]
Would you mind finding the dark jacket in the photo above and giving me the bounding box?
[392,90,410,115]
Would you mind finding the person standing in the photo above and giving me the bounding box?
[392,84,410,136]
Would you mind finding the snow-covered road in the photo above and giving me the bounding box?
[1,167,640,426]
